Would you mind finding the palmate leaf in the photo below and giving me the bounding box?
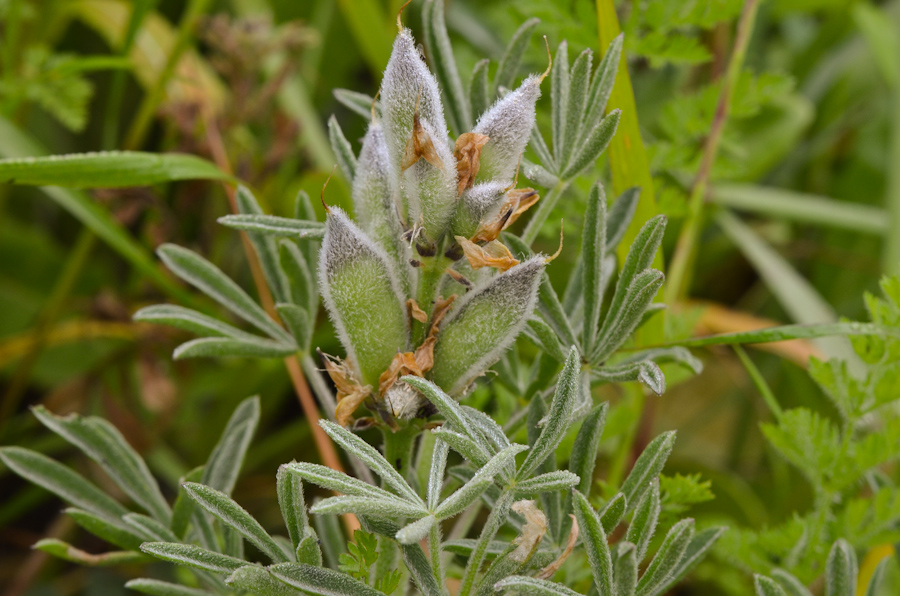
[0,151,233,188]
[435,444,528,520]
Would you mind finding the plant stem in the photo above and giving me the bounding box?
[382,424,418,482]
[665,0,762,304]
[522,180,569,246]
[734,346,784,422]
[459,490,514,596]
[123,0,213,150]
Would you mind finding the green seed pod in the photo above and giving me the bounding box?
[429,256,545,394]
[449,181,507,239]
[319,207,410,387]
[473,75,542,185]
[353,122,412,294]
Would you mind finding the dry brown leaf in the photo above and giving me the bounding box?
[536,514,579,579]
[445,267,473,290]
[471,188,540,243]
[401,111,444,171]
[407,298,428,323]
[455,236,520,272]
[511,500,548,562]
[321,351,373,426]
[454,132,489,195]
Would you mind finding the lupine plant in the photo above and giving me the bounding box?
[4,2,899,596]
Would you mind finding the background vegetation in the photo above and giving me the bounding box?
[1,0,899,595]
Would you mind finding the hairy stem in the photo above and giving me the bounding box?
[665,0,763,304]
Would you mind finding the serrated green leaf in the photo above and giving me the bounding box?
[0,151,232,188]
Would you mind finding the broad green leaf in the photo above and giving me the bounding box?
[626,478,660,561]
[235,186,290,303]
[621,431,676,515]
[140,542,246,574]
[328,115,357,183]
[0,151,232,188]
[582,182,608,354]
[268,562,384,596]
[201,396,260,495]
[65,508,144,551]
[825,539,857,596]
[173,337,296,359]
[184,482,291,563]
[287,463,399,502]
[495,576,582,596]
[569,403,609,496]
[494,18,540,95]
[217,214,326,239]
[514,471,580,497]
[755,576,789,596]
[125,578,213,596]
[32,407,171,523]
[34,539,144,567]
[423,0,470,134]
[635,518,694,596]
[157,244,292,342]
[0,447,129,521]
[320,420,421,504]
[572,491,613,595]
[518,348,581,479]
[133,304,259,340]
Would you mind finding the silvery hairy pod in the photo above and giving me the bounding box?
[430,256,545,394]
[381,27,458,244]
[318,207,410,389]
[471,74,542,185]
[450,181,507,240]
[353,121,413,294]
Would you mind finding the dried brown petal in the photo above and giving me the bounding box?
[471,188,540,243]
[454,132,489,195]
[455,236,520,272]
[401,112,444,171]
[321,351,373,427]
[379,351,424,396]
[445,267,473,290]
[407,298,428,323]
[502,188,540,229]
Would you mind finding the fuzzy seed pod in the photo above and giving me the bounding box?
[353,122,413,293]
[381,28,458,242]
[450,181,507,239]
[472,75,542,185]
[429,256,545,394]
[319,208,410,387]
